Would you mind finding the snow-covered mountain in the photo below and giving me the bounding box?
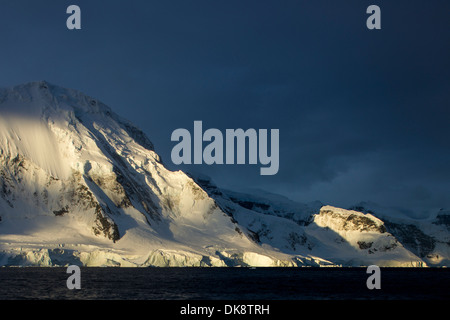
[0,81,448,267]
[194,176,449,267]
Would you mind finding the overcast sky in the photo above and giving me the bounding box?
[0,1,449,218]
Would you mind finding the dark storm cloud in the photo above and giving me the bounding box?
[0,0,449,217]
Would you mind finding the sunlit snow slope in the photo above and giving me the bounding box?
[0,81,448,267]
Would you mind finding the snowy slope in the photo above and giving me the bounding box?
[0,81,447,267]
[194,177,431,267]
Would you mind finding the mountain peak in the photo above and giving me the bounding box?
[1,81,155,151]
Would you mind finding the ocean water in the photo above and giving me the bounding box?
[0,267,448,300]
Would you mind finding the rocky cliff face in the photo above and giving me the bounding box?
[327,203,450,266]
[0,82,448,267]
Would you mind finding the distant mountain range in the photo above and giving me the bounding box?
[0,81,448,267]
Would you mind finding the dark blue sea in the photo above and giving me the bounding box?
[0,268,447,318]
[0,267,448,300]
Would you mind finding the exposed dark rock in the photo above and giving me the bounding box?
[92,204,120,242]
[433,210,450,230]
[345,214,387,233]
[357,241,373,250]
[385,221,435,258]
[53,206,69,216]
[287,232,312,251]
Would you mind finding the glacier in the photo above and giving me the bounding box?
[0,81,448,267]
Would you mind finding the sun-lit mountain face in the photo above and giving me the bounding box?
[0,82,448,267]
